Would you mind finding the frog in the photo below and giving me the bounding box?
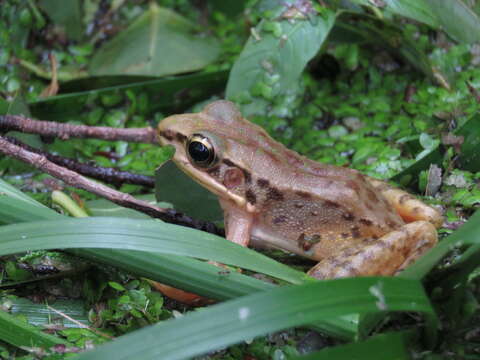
[157,100,443,279]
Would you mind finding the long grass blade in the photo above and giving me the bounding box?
[74,277,437,360]
[0,217,307,284]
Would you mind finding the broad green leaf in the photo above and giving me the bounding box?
[347,0,480,43]
[38,0,83,41]
[89,4,219,77]
[425,0,480,43]
[29,71,228,120]
[349,0,438,27]
[226,6,336,117]
[155,161,223,222]
[0,217,307,284]
[74,277,437,360]
[291,331,414,360]
[0,95,30,116]
[382,0,438,27]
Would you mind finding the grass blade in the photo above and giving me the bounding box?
[74,277,437,360]
[291,330,415,360]
[0,308,68,348]
[0,217,307,284]
[0,181,358,339]
[400,209,480,279]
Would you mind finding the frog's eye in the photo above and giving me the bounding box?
[186,133,217,168]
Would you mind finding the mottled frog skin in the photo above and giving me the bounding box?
[158,100,443,279]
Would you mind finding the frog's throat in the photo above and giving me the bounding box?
[176,160,255,213]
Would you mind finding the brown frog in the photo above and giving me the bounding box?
[158,100,443,279]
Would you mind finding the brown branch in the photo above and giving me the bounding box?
[5,136,155,188]
[0,115,158,144]
[0,135,223,236]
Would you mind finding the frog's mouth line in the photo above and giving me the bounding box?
[176,159,249,210]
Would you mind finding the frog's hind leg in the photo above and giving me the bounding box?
[366,177,443,228]
[307,221,437,279]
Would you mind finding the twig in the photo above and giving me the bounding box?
[0,136,223,236]
[5,136,155,187]
[0,115,158,144]
[39,53,59,98]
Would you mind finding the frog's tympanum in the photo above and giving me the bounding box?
[158,100,443,279]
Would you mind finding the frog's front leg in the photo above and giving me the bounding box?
[307,221,437,279]
[219,198,253,247]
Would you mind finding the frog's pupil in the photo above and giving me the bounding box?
[189,141,210,162]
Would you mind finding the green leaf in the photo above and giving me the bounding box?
[419,133,439,150]
[425,0,480,43]
[155,161,223,222]
[382,0,438,27]
[109,281,126,291]
[89,4,220,77]
[456,113,480,172]
[74,277,437,360]
[38,0,83,41]
[29,71,228,120]
[349,0,438,27]
[226,7,336,117]
[0,95,30,116]
[347,0,480,43]
[0,217,307,284]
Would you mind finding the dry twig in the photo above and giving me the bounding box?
[0,135,223,235]
[4,136,155,187]
[0,115,158,143]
